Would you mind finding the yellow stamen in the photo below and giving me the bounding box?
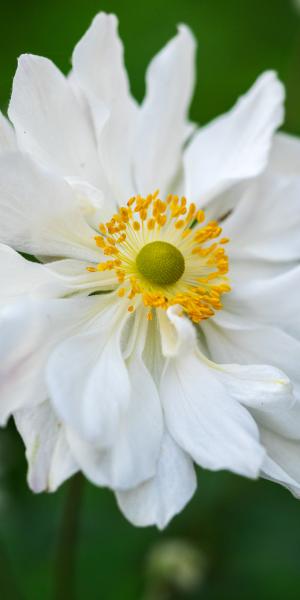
[196,209,205,223]
[86,191,231,323]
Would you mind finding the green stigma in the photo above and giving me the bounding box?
[136,241,185,286]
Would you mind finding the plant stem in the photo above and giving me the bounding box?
[0,537,22,600]
[54,473,84,600]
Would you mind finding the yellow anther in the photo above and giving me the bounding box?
[116,234,126,243]
[175,220,185,229]
[98,223,107,234]
[181,229,192,239]
[157,214,167,227]
[116,269,125,280]
[107,237,116,245]
[94,235,106,248]
[196,210,205,223]
[133,221,141,231]
[104,246,119,256]
[147,218,155,230]
[144,195,153,208]
[140,209,147,221]
[96,263,107,271]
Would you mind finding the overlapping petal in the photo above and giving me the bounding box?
[203,312,300,400]
[46,258,117,294]
[0,244,64,306]
[66,307,163,490]
[0,153,101,261]
[261,432,300,497]
[224,265,300,339]
[8,54,104,188]
[73,12,137,202]
[184,71,284,204]
[116,433,196,529]
[0,296,101,424]
[160,308,266,477]
[15,402,77,492]
[223,174,300,266]
[268,131,300,177]
[46,296,131,447]
[0,112,16,153]
[133,24,195,196]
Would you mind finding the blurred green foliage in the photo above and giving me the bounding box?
[1,1,300,599]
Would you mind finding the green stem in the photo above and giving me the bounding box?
[54,474,84,600]
[0,537,22,600]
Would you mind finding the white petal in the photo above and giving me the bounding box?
[203,312,300,399]
[0,301,48,423]
[0,152,100,261]
[0,244,64,307]
[225,349,300,441]
[252,398,300,441]
[225,255,289,288]
[14,402,77,492]
[202,315,296,437]
[225,265,300,340]
[184,72,284,203]
[160,309,264,477]
[1,252,116,301]
[224,173,300,263]
[134,25,195,196]
[0,296,99,424]
[213,363,293,411]
[65,177,105,225]
[66,176,104,206]
[116,433,196,529]
[260,429,300,497]
[73,13,138,201]
[0,112,16,153]
[8,54,104,188]
[46,297,131,447]
[73,13,132,110]
[142,312,165,386]
[267,132,300,177]
[66,307,163,490]
[46,258,117,294]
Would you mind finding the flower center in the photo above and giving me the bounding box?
[87,191,231,322]
[136,241,185,285]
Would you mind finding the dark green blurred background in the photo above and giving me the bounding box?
[1,1,300,599]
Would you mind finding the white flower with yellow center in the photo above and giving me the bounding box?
[0,12,300,529]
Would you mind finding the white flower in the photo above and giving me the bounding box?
[0,12,299,529]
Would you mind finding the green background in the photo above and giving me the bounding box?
[1,1,300,598]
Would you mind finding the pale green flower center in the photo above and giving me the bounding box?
[136,241,185,286]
